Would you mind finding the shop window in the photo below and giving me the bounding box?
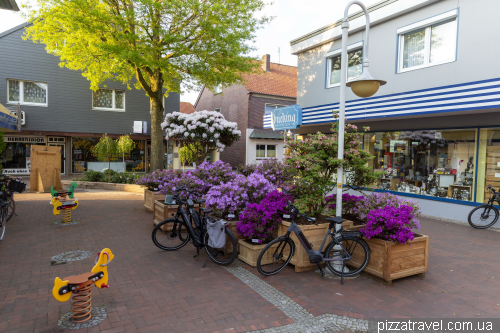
[7,79,47,106]
[364,129,476,202]
[0,141,46,173]
[397,10,458,73]
[476,128,500,203]
[326,41,363,88]
[256,144,276,159]
[92,89,125,111]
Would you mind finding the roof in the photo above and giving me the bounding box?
[243,63,297,98]
[179,102,195,114]
[249,129,283,140]
[0,0,19,11]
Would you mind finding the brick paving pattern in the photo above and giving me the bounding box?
[1,190,499,333]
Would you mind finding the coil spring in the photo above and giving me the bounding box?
[71,283,92,323]
[62,209,72,224]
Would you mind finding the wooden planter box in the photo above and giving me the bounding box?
[144,189,164,212]
[278,219,354,272]
[238,239,279,267]
[223,219,244,253]
[153,200,179,231]
[347,225,429,284]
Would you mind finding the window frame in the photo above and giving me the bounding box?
[397,9,458,74]
[325,41,364,89]
[256,144,277,160]
[214,108,221,112]
[92,88,126,112]
[7,79,48,107]
[214,84,222,94]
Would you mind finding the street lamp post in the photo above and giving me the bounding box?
[335,1,386,225]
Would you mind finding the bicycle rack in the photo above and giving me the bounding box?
[52,249,114,323]
[50,182,79,224]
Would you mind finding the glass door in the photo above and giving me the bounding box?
[48,143,65,174]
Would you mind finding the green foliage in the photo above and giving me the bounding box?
[81,170,140,184]
[179,143,201,167]
[23,0,271,171]
[80,170,102,182]
[91,134,118,182]
[116,135,136,172]
[285,124,379,217]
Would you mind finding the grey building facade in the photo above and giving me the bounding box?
[264,0,500,224]
[0,23,179,175]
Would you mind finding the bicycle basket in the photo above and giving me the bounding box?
[8,179,26,193]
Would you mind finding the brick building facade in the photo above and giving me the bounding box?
[194,55,297,168]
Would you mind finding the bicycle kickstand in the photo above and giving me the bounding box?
[193,248,201,258]
[316,262,325,277]
[202,256,210,268]
[340,261,345,285]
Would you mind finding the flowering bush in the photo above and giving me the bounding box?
[360,205,421,244]
[205,172,274,219]
[354,192,421,225]
[325,193,364,219]
[285,123,379,217]
[136,169,180,190]
[157,170,204,199]
[162,111,241,165]
[238,159,294,188]
[190,160,236,194]
[236,190,293,243]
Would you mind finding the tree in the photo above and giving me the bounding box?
[284,124,379,218]
[91,134,118,182]
[162,111,240,165]
[23,0,270,172]
[116,135,136,172]
[179,143,199,171]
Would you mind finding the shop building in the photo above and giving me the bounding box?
[0,22,180,175]
[265,0,500,223]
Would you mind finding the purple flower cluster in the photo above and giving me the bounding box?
[325,193,364,218]
[355,192,421,226]
[238,159,294,188]
[236,190,293,243]
[136,169,181,190]
[191,160,236,194]
[205,172,274,219]
[157,170,204,199]
[360,205,421,244]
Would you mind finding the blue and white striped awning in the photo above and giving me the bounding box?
[263,77,500,129]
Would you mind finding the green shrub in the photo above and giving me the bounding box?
[81,170,102,182]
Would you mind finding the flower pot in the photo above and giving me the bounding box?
[346,225,429,285]
[144,189,164,212]
[277,219,354,272]
[238,239,278,267]
[222,219,244,253]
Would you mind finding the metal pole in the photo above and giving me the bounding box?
[336,0,371,226]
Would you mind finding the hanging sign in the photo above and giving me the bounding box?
[133,121,142,133]
[271,105,302,131]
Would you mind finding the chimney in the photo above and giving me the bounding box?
[262,54,270,72]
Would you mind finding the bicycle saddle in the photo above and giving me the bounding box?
[326,217,344,224]
[201,208,213,214]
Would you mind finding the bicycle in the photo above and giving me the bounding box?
[0,174,26,222]
[468,184,500,229]
[0,192,11,241]
[256,201,370,284]
[151,186,238,266]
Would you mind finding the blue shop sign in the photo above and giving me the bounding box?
[271,105,302,131]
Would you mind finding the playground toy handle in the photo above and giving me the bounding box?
[95,252,110,267]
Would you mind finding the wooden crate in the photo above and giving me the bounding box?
[223,220,244,253]
[153,200,179,230]
[347,225,429,284]
[238,240,279,267]
[278,220,354,272]
[144,189,164,212]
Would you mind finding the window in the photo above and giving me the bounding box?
[214,84,222,94]
[214,108,221,112]
[325,41,363,88]
[265,104,287,115]
[256,144,276,159]
[397,10,458,73]
[92,89,125,111]
[7,79,47,106]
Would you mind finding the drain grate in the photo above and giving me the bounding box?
[50,250,92,265]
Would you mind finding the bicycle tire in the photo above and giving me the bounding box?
[257,237,295,276]
[468,204,499,229]
[324,236,370,277]
[152,218,190,251]
[0,204,6,241]
[204,228,237,265]
[6,197,15,222]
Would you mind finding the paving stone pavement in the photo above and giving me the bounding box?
[1,190,499,333]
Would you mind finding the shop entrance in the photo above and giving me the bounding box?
[48,137,66,174]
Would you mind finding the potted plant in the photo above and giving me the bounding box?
[136,169,178,212]
[325,193,364,225]
[236,190,292,266]
[348,192,428,284]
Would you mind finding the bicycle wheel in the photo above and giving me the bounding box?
[0,206,6,241]
[257,237,295,276]
[6,197,15,222]
[152,218,190,250]
[324,236,370,277]
[468,204,499,229]
[204,228,237,265]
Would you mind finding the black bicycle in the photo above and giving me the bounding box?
[0,174,26,222]
[256,201,370,284]
[152,186,238,265]
[0,192,11,241]
[468,185,500,229]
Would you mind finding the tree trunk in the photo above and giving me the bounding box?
[149,74,165,172]
[108,156,111,182]
[123,152,125,172]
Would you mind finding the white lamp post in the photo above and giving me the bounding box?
[335,1,386,223]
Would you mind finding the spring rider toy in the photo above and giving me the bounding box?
[50,182,79,223]
[52,249,114,323]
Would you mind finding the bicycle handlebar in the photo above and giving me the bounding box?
[287,201,316,223]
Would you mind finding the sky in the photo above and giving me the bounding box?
[0,0,381,106]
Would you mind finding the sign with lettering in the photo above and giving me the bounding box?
[271,105,302,131]
[5,136,45,143]
[133,121,142,133]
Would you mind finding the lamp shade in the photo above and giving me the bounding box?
[346,69,386,98]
